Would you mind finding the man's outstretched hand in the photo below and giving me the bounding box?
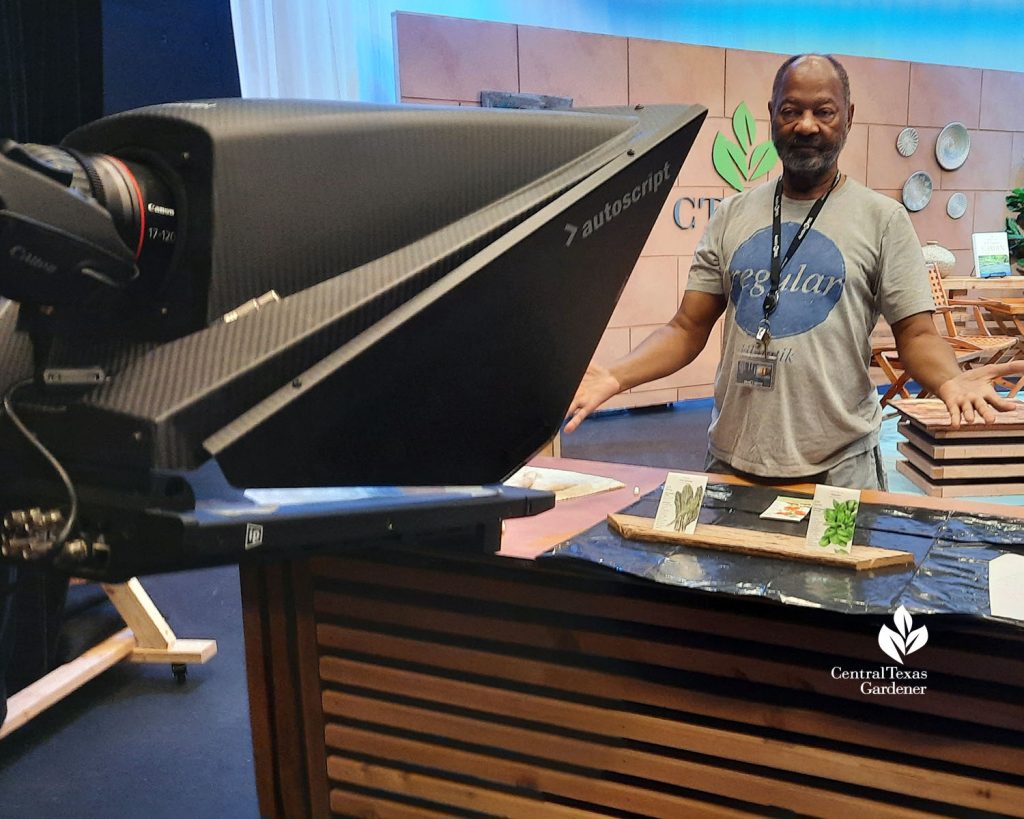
[564,363,622,433]
[935,361,1024,428]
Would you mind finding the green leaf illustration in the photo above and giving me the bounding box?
[748,140,779,181]
[732,102,756,153]
[712,133,747,192]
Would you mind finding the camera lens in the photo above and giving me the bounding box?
[19,144,177,294]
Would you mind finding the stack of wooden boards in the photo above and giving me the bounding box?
[893,399,1024,496]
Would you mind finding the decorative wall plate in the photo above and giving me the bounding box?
[946,192,968,219]
[896,127,919,157]
[902,171,933,212]
[936,122,970,171]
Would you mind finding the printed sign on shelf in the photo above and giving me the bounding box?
[805,484,861,554]
[653,472,709,535]
[760,496,812,522]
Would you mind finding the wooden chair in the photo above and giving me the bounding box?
[926,263,1020,366]
[872,347,984,408]
[869,263,1020,408]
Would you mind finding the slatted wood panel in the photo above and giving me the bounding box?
[240,549,1024,817]
[894,399,1024,433]
[893,401,1024,495]
[898,420,1024,459]
[896,458,1024,497]
[899,440,1024,479]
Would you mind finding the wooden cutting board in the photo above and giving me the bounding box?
[607,515,915,571]
[892,399,1024,437]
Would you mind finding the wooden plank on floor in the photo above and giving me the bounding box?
[0,628,135,739]
[129,637,217,664]
[607,515,915,570]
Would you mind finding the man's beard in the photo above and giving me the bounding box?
[774,130,847,176]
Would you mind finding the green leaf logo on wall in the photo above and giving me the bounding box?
[713,102,779,192]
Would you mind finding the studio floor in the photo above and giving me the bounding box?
[0,397,1020,818]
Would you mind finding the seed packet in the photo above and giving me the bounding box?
[759,496,812,522]
[805,485,861,554]
[653,472,708,535]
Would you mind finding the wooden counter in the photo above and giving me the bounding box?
[241,458,1024,818]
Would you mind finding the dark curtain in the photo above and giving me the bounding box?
[0,0,102,727]
[0,0,240,728]
[0,0,103,143]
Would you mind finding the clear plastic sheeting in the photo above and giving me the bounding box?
[541,482,1024,626]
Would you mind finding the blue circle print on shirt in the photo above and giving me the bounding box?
[729,223,846,339]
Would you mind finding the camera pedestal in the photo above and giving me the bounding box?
[0,576,216,738]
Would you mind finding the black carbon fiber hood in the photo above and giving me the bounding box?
[0,99,706,489]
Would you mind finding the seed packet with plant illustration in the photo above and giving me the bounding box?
[653,472,708,535]
[759,496,812,522]
[805,485,861,554]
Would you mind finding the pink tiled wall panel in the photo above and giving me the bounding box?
[724,48,787,122]
[841,126,869,185]
[1013,133,1024,188]
[943,130,1014,191]
[909,194,976,250]
[974,191,1013,234]
[592,327,630,367]
[517,26,628,106]
[394,13,518,102]
[908,63,983,129]
[980,70,1024,132]
[394,13,1024,407]
[608,256,679,328]
[628,38,726,116]
[835,54,910,126]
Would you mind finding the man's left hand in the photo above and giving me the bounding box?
[935,361,1024,427]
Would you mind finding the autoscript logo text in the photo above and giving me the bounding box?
[563,161,673,247]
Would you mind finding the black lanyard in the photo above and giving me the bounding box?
[756,171,841,355]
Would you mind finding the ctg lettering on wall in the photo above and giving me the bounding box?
[673,196,721,230]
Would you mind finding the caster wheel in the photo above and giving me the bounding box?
[172,663,188,684]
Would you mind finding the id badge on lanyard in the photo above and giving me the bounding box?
[736,351,777,390]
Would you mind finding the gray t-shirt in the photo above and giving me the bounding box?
[687,178,935,477]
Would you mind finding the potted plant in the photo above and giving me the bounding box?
[1007,188,1024,268]
[1008,188,1024,225]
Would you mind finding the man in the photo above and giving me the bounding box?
[565,53,1023,490]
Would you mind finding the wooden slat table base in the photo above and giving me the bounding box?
[241,548,1024,818]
